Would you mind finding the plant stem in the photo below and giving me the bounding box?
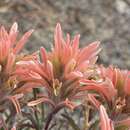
[62,114,80,130]
[33,88,40,130]
[83,102,90,130]
[44,104,64,130]
[41,103,45,122]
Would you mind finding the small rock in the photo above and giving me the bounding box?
[115,0,128,14]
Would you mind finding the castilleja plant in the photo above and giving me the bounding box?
[81,66,130,130]
[0,22,130,130]
[98,66,130,129]
[16,23,101,129]
[0,23,37,129]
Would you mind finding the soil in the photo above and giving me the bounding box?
[0,0,130,69]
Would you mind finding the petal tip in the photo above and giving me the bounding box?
[12,22,18,31]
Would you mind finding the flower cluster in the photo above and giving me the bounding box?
[0,23,129,130]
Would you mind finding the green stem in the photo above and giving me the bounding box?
[83,102,90,130]
[62,114,80,130]
[33,88,40,130]
[41,103,45,122]
[44,104,64,130]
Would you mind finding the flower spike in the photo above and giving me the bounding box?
[13,29,34,54]
[100,105,114,130]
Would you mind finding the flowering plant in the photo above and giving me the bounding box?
[0,22,129,130]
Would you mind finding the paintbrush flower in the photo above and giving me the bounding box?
[16,23,101,111]
[99,66,130,128]
[100,105,114,130]
[82,65,130,129]
[0,22,34,114]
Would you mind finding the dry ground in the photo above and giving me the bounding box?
[0,0,130,69]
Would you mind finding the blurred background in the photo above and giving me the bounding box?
[0,0,130,69]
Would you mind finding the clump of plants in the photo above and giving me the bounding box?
[0,23,130,130]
